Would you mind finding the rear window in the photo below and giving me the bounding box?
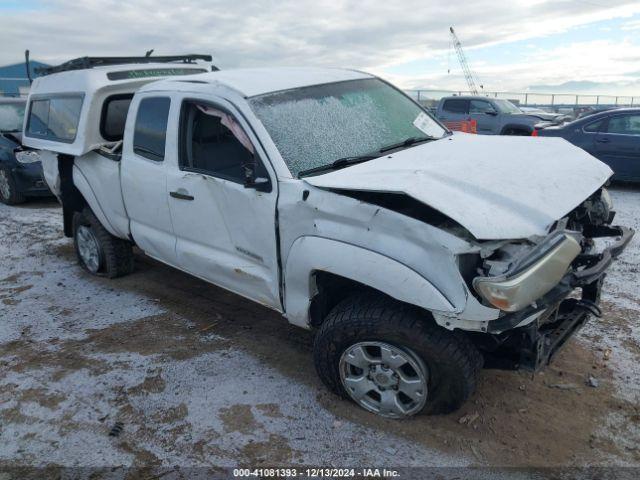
[101,94,133,141]
[133,97,170,161]
[26,95,84,142]
[442,99,468,114]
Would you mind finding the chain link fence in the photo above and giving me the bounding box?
[2,76,638,110]
[405,89,636,109]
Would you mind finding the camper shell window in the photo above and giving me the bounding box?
[26,95,84,143]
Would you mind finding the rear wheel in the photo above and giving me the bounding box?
[73,208,134,278]
[0,166,26,205]
[313,293,482,417]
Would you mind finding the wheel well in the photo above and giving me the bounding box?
[308,272,376,328]
[308,271,439,329]
[58,154,87,237]
[501,125,533,136]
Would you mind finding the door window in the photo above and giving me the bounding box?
[606,115,640,135]
[469,100,496,114]
[442,99,469,114]
[133,97,170,161]
[179,101,260,184]
[583,119,604,133]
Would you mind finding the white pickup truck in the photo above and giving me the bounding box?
[24,56,633,418]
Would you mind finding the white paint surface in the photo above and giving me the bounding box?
[306,134,613,240]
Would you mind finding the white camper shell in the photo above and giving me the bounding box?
[24,63,633,419]
[22,59,210,156]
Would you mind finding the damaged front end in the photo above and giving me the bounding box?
[469,188,634,371]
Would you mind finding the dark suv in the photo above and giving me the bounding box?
[0,98,51,204]
[436,96,568,135]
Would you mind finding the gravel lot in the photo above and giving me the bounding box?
[0,184,638,475]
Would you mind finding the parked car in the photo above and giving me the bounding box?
[24,58,633,418]
[535,107,640,182]
[0,98,51,204]
[436,96,568,135]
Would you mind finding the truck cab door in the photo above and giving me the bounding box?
[594,113,640,180]
[438,98,469,124]
[165,97,281,310]
[121,94,178,265]
[469,99,499,134]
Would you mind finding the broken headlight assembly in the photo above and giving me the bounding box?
[15,150,42,164]
[472,232,581,312]
[569,187,614,228]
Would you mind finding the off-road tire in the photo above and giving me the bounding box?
[0,166,26,205]
[313,293,483,416]
[73,208,134,278]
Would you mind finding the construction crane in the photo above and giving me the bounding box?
[449,27,482,94]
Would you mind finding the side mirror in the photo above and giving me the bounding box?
[244,157,271,193]
[485,110,498,116]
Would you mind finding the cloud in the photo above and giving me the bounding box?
[621,18,640,30]
[1,0,639,92]
[391,37,640,92]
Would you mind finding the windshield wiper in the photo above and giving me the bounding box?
[378,136,435,153]
[298,154,379,178]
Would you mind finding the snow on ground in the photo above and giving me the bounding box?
[0,200,465,469]
[581,185,640,402]
[0,184,638,472]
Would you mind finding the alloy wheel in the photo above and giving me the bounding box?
[76,225,102,273]
[339,341,428,418]
[0,169,11,200]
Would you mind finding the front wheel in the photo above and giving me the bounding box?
[0,166,26,205]
[313,293,482,418]
[73,208,134,278]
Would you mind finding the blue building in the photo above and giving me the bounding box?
[0,60,49,97]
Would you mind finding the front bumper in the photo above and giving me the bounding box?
[482,225,634,371]
[12,161,52,196]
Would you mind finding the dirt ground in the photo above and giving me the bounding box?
[0,185,639,474]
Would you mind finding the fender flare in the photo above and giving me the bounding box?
[283,236,457,329]
[73,165,121,237]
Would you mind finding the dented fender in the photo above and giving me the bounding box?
[283,235,457,329]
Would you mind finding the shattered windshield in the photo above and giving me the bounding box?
[249,78,446,177]
[0,102,25,132]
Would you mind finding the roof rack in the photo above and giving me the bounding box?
[35,54,215,76]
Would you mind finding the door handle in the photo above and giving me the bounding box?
[596,137,610,144]
[169,190,194,201]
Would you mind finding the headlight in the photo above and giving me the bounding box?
[15,150,42,164]
[473,233,581,312]
[601,188,613,211]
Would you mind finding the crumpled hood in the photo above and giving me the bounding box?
[304,134,613,240]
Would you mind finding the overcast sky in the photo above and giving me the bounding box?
[2,0,640,95]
